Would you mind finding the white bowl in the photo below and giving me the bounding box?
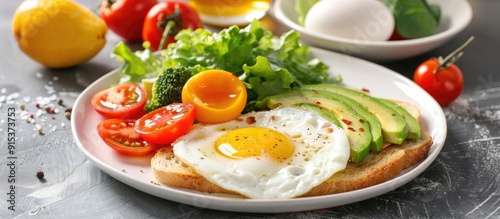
[273,0,472,62]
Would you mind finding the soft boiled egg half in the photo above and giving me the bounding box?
[172,107,350,199]
[304,0,395,41]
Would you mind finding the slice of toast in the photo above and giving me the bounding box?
[151,132,431,197]
[151,100,433,197]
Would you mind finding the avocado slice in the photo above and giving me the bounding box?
[297,103,342,128]
[302,84,408,144]
[378,98,421,140]
[267,90,372,164]
[308,90,384,151]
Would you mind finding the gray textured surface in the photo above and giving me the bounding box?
[1,0,499,218]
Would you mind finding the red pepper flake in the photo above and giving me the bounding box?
[235,117,243,122]
[246,116,256,124]
[359,127,365,132]
[29,114,34,119]
[359,119,365,123]
[326,128,334,133]
[321,123,331,128]
[315,101,321,105]
[35,103,41,108]
[51,116,56,120]
[361,88,370,93]
[271,115,276,121]
[342,119,352,125]
[348,127,355,131]
[312,90,318,94]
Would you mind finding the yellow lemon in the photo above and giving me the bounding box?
[12,0,107,68]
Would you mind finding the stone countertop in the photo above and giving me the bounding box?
[0,0,499,218]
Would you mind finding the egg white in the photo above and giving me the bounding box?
[172,107,350,199]
[304,0,395,41]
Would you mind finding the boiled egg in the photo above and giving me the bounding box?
[304,0,395,41]
[172,107,350,199]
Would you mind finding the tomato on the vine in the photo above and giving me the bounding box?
[97,119,159,155]
[135,103,196,145]
[413,37,473,105]
[142,1,203,51]
[100,0,158,42]
[92,83,147,119]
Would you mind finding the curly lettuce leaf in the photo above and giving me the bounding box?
[112,20,334,111]
[112,41,160,83]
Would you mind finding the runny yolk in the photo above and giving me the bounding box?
[214,127,294,162]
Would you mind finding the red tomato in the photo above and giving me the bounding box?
[92,83,147,119]
[100,0,158,42]
[135,103,195,145]
[413,37,473,105]
[97,119,159,155]
[413,59,464,105]
[142,1,203,51]
[389,29,406,41]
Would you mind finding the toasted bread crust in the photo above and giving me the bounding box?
[151,148,239,195]
[151,132,432,197]
[151,100,433,198]
[302,132,431,196]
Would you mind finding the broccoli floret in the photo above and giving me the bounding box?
[147,66,192,111]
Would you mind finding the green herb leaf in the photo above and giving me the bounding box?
[382,0,440,39]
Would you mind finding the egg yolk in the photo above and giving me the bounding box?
[182,70,247,124]
[214,127,295,162]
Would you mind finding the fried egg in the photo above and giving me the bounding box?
[172,107,350,199]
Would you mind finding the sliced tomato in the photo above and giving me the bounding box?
[135,103,195,145]
[97,119,159,155]
[92,83,147,119]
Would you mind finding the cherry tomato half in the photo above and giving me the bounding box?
[135,103,195,145]
[97,119,159,155]
[92,83,147,119]
[142,1,203,51]
[100,0,158,42]
[413,58,464,105]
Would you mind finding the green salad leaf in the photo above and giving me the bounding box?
[112,20,335,112]
[112,41,160,84]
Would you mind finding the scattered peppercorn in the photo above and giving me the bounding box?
[57,98,64,106]
[19,103,26,110]
[36,171,44,179]
[43,105,52,113]
[65,111,71,120]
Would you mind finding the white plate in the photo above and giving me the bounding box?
[273,0,472,61]
[71,47,447,213]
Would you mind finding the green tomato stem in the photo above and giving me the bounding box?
[159,20,175,50]
[437,36,474,71]
[156,3,183,50]
[106,0,117,8]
